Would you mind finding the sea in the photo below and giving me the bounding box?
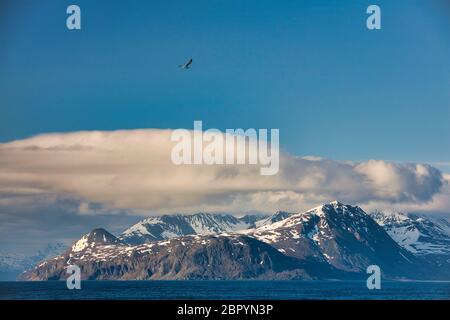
[0,280,449,300]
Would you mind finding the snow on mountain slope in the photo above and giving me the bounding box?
[119,213,266,245]
[22,202,450,280]
[238,214,269,228]
[244,201,418,275]
[71,228,126,252]
[21,229,328,281]
[369,210,450,255]
[254,211,297,228]
[0,243,67,280]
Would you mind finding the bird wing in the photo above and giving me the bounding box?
[186,59,193,66]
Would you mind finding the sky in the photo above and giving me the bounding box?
[1,0,450,253]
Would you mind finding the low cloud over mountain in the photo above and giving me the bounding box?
[0,129,447,216]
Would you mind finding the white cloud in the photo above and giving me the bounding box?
[0,129,447,214]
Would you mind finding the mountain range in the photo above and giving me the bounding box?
[119,213,265,245]
[0,243,67,280]
[17,201,450,281]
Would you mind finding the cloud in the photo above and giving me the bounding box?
[373,173,450,214]
[0,129,447,215]
[0,194,140,254]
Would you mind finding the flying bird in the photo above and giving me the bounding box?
[179,58,193,69]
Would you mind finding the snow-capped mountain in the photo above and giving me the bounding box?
[71,228,126,253]
[0,243,67,280]
[20,229,334,280]
[0,253,33,273]
[244,201,418,276]
[20,202,450,280]
[237,214,269,228]
[254,211,297,228]
[369,210,450,255]
[119,213,267,245]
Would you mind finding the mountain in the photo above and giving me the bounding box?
[0,243,67,280]
[237,214,269,228]
[255,211,297,227]
[244,201,419,277]
[71,228,127,252]
[20,229,340,280]
[119,213,266,245]
[369,210,450,255]
[369,210,450,278]
[20,202,449,281]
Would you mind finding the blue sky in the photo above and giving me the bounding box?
[1,0,449,167]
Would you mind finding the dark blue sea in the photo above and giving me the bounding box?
[0,280,449,300]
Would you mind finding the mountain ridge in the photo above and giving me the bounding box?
[119,212,267,245]
[0,243,67,281]
[19,201,450,281]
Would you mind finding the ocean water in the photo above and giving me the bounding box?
[0,280,449,300]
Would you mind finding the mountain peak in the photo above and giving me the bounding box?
[90,227,110,234]
[265,210,296,224]
[71,228,124,252]
[322,201,354,211]
[370,210,410,225]
[304,201,365,220]
[307,201,342,213]
[329,200,343,206]
[249,202,418,275]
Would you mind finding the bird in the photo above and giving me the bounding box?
[179,58,193,69]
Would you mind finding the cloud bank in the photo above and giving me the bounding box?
[0,129,447,215]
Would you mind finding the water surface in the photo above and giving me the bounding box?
[1,280,449,300]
